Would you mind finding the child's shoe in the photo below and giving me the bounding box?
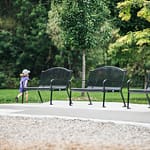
[15,97,18,103]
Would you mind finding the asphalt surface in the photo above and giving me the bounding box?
[0,101,150,126]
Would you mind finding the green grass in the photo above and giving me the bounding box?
[0,89,149,105]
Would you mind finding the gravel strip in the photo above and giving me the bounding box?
[0,115,150,150]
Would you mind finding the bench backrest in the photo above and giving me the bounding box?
[87,66,126,87]
[39,67,72,86]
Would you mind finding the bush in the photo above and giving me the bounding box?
[0,72,6,88]
[0,72,40,89]
[0,72,19,89]
[28,77,39,86]
[5,77,19,89]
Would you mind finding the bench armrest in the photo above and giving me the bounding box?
[102,79,107,87]
[50,78,70,82]
[50,79,72,86]
[102,79,123,86]
[127,79,131,90]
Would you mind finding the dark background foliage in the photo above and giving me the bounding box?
[0,0,149,88]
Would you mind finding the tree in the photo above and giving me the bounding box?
[109,0,150,80]
[47,0,110,90]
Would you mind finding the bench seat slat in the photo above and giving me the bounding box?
[25,86,67,90]
[71,87,121,92]
[129,89,150,93]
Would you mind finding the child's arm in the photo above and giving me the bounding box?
[24,80,28,87]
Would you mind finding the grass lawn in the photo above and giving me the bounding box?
[0,89,149,105]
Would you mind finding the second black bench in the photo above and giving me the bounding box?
[71,66,126,107]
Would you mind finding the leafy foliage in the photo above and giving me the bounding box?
[0,1,53,80]
[118,0,150,22]
[109,0,150,80]
[60,0,109,50]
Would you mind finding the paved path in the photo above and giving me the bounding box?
[0,101,150,126]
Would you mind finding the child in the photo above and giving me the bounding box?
[16,69,30,103]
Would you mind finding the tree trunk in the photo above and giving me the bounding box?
[81,49,86,96]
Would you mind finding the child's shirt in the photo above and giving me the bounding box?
[19,76,29,92]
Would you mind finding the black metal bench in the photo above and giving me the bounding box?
[127,73,150,109]
[22,67,73,105]
[71,66,126,107]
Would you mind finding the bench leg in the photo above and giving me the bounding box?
[127,91,130,109]
[102,91,106,108]
[120,90,126,107]
[38,90,43,103]
[50,90,53,105]
[68,89,72,106]
[146,94,150,108]
[87,92,92,105]
[66,89,73,106]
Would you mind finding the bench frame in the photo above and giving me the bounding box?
[22,67,73,105]
[71,66,126,107]
[127,79,150,109]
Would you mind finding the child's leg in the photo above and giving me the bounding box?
[25,91,28,102]
[16,92,23,102]
[17,92,23,98]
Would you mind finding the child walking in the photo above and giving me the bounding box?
[16,69,30,103]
